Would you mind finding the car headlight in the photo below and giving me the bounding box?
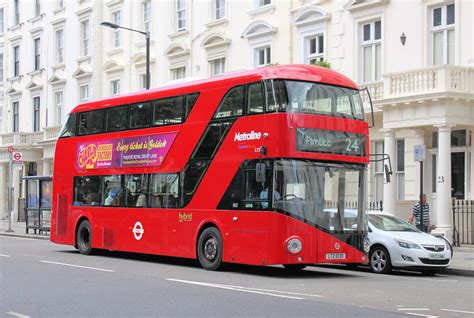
[394,239,420,249]
[287,238,302,254]
[445,242,451,251]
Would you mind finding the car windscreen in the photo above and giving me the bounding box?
[368,214,418,232]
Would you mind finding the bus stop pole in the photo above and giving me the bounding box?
[6,152,14,232]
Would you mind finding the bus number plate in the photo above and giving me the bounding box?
[326,253,346,260]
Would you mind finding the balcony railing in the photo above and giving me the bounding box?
[362,65,474,104]
[0,131,45,147]
[43,126,62,140]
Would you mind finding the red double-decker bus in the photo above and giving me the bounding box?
[51,65,370,270]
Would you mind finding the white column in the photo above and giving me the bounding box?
[42,159,51,176]
[470,132,474,200]
[383,129,396,214]
[433,124,453,240]
[12,165,22,221]
[0,163,7,219]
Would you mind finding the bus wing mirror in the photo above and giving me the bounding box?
[361,87,375,128]
[384,164,392,183]
[256,163,266,183]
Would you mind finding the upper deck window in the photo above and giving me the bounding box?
[130,102,152,129]
[285,81,364,120]
[78,110,106,135]
[214,85,245,119]
[59,113,77,138]
[107,105,129,132]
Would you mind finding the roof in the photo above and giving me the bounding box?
[72,64,359,113]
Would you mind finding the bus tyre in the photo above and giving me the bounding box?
[283,264,307,271]
[77,220,94,255]
[369,246,392,274]
[197,227,223,271]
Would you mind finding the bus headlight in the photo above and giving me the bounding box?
[363,237,370,254]
[287,238,302,254]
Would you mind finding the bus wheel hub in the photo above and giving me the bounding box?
[204,237,217,260]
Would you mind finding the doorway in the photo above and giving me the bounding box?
[451,153,465,199]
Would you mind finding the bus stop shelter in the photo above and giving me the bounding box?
[22,175,52,235]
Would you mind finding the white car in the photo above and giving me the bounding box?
[367,213,452,275]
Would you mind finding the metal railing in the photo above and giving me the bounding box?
[323,201,383,212]
[452,199,474,246]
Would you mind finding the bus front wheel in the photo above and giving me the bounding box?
[76,220,94,255]
[197,227,223,271]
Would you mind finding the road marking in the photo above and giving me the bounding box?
[441,309,474,315]
[167,278,305,300]
[403,314,438,318]
[40,260,115,273]
[398,308,430,311]
[244,287,323,298]
[0,236,37,241]
[0,254,11,257]
[6,311,31,318]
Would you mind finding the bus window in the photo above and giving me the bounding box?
[130,102,152,129]
[352,90,364,120]
[265,80,288,113]
[192,121,233,159]
[217,168,243,210]
[214,85,245,119]
[150,174,179,208]
[102,175,123,207]
[78,110,106,135]
[182,161,210,207]
[59,113,77,138]
[107,105,129,132]
[154,96,184,126]
[184,93,199,118]
[73,176,101,206]
[337,95,353,116]
[125,174,149,207]
[247,82,264,115]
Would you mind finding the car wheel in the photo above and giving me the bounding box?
[76,220,95,255]
[197,227,224,271]
[369,246,392,274]
[283,264,307,271]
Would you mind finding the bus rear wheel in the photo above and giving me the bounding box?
[197,227,223,271]
[76,220,94,255]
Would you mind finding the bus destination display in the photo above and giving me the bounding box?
[296,128,366,157]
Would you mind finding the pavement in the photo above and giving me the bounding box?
[1,219,473,277]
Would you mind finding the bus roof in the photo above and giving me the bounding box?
[72,64,359,113]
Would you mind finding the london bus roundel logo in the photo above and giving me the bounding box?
[132,222,144,240]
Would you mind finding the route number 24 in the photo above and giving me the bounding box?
[345,138,360,153]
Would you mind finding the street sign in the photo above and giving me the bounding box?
[12,151,23,163]
[7,146,14,153]
[414,144,426,162]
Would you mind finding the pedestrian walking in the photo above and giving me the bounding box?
[409,194,430,232]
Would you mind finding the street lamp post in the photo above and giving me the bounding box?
[101,22,150,90]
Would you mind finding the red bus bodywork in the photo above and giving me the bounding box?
[51,65,369,267]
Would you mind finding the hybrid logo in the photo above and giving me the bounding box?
[234,131,262,142]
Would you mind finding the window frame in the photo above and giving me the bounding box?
[13,45,20,77]
[396,139,405,201]
[143,0,151,33]
[54,91,63,126]
[12,101,19,132]
[79,84,89,102]
[56,29,64,64]
[33,38,41,71]
[111,11,121,49]
[210,57,225,76]
[430,3,455,65]
[177,0,187,30]
[214,0,225,20]
[254,45,271,67]
[110,79,120,96]
[33,96,41,132]
[360,19,382,83]
[81,19,90,57]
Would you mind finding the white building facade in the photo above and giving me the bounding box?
[0,0,473,240]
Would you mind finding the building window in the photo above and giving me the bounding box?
[57,0,64,9]
[396,139,405,200]
[81,20,90,56]
[112,11,121,48]
[13,101,19,132]
[305,34,324,64]
[171,67,186,80]
[0,8,4,34]
[34,0,41,17]
[254,46,271,67]
[177,0,186,30]
[210,58,225,76]
[13,46,20,77]
[111,79,120,95]
[55,91,63,125]
[34,38,40,71]
[361,20,381,83]
[257,0,271,7]
[14,0,19,25]
[79,84,89,102]
[215,0,225,20]
[56,29,64,64]
[143,0,151,32]
[431,4,455,65]
[374,141,384,202]
[33,97,40,132]
[0,53,3,82]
